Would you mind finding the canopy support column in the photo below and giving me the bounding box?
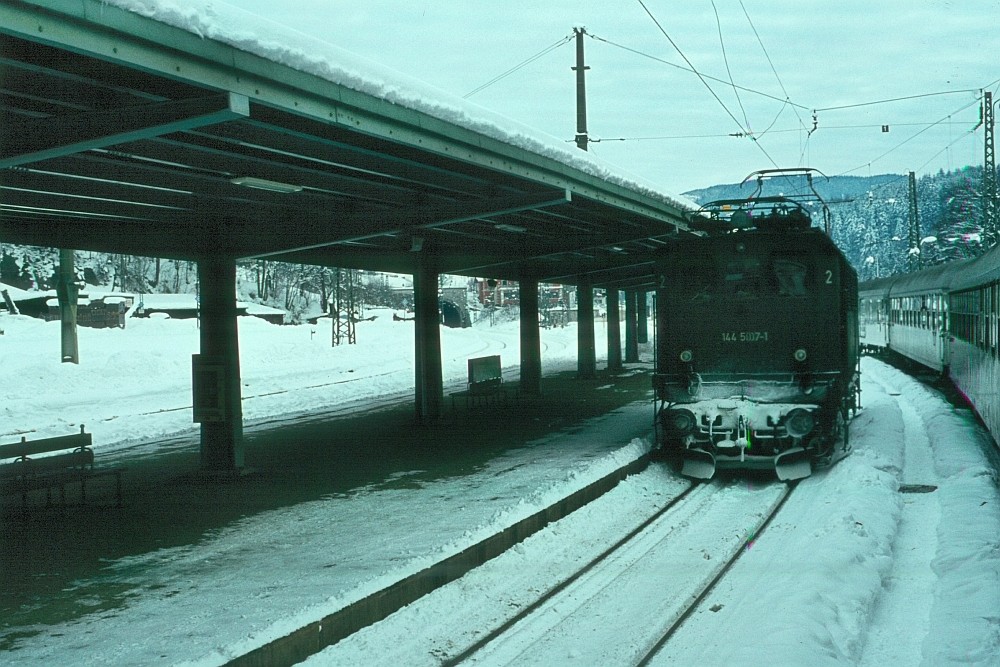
[57,248,79,364]
[577,280,596,379]
[606,288,622,371]
[195,254,244,475]
[413,255,443,422]
[625,289,639,363]
[637,290,649,345]
[519,278,542,395]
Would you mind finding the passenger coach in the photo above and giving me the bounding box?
[859,243,1000,446]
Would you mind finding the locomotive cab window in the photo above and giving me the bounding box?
[774,260,809,296]
[722,255,766,298]
[671,247,818,303]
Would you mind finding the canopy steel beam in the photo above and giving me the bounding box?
[1,92,249,168]
[451,231,674,277]
[239,189,573,260]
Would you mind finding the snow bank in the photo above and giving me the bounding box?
[0,309,588,452]
[658,356,999,666]
[890,371,1000,666]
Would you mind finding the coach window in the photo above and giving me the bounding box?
[966,293,974,343]
[994,283,999,353]
[986,286,994,350]
[993,284,998,353]
[978,289,986,348]
[982,287,990,349]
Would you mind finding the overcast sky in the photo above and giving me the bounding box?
[217,0,1000,194]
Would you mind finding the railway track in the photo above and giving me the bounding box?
[446,477,796,666]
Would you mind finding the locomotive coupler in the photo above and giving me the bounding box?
[736,415,751,462]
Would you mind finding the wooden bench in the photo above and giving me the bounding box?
[0,426,123,508]
[451,355,507,408]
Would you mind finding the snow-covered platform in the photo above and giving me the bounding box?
[0,363,657,665]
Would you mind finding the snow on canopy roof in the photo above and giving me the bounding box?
[103,0,696,213]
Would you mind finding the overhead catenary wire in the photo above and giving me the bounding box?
[592,26,987,158]
[634,0,779,170]
[836,97,981,177]
[590,119,980,144]
[739,1,806,129]
[711,1,751,133]
[827,97,990,203]
[815,89,980,113]
[633,0,751,134]
[736,0,811,166]
[463,34,573,98]
[585,33,810,111]
[625,5,991,185]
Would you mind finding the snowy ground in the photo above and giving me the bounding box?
[2,308,999,666]
[0,308,584,453]
[305,358,1000,667]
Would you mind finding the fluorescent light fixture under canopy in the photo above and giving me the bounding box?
[230,176,303,193]
[494,223,527,233]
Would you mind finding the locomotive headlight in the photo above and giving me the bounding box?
[680,349,693,363]
[661,408,697,437]
[784,408,815,438]
[794,348,808,362]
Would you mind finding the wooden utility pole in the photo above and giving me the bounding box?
[572,27,590,151]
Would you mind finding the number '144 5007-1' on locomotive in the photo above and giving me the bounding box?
[653,169,860,481]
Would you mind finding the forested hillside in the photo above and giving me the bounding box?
[684,167,994,281]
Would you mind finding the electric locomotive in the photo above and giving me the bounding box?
[653,170,860,480]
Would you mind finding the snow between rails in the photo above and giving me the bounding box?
[652,357,1000,666]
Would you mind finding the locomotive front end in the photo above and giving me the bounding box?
[653,189,858,481]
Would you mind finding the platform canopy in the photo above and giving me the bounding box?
[0,0,695,290]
